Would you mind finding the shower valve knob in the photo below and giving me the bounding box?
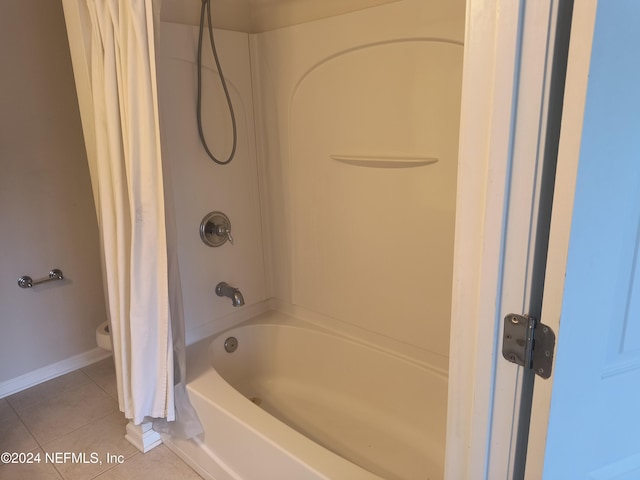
[200,211,233,247]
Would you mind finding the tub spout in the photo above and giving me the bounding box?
[216,282,245,307]
[231,290,245,307]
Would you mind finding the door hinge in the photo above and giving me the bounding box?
[502,313,555,379]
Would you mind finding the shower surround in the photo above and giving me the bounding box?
[161,0,463,477]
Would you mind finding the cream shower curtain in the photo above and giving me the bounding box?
[62,0,200,436]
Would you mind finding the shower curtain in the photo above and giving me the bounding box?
[62,0,201,438]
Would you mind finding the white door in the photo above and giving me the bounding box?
[526,0,640,478]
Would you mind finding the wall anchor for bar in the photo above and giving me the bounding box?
[18,269,64,289]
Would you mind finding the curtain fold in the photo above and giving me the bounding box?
[78,0,198,433]
[86,0,172,423]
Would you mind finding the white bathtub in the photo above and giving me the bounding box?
[165,310,447,480]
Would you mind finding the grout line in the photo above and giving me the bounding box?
[86,454,133,480]
[3,395,21,418]
[3,362,201,479]
[7,365,120,450]
[81,362,119,401]
[3,405,66,479]
[6,400,44,450]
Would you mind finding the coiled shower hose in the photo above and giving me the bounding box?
[197,0,237,165]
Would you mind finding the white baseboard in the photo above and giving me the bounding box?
[0,347,112,398]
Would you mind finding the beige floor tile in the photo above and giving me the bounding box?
[82,358,118,401]
[93,445,203,480]
[0,399,11,421]
[0,411,38,454]
[11,381,118,445]
[6,371,91,412]
[41,411,137,480]
[3,369,201,479]
[0,448,63,480]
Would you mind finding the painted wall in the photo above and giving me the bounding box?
[0,1,106,387]
[251,0,465,369]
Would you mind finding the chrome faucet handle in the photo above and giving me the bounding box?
[214,224,233,245]
[200,211,233,247]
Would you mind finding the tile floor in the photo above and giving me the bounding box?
[0,358,203,480]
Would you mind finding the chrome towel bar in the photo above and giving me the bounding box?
[18,269,64,289]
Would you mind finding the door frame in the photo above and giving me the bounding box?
[524,1,598,478]
[446,0,589,477]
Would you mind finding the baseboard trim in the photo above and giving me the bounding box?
[0,347,112,398]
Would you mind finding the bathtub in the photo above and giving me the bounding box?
[164,310,447,480]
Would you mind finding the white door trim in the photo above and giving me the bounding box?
[446,1,564,477]
[445,1,524,477]
[524,1,598,478]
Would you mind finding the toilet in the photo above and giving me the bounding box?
[96,321,112,351]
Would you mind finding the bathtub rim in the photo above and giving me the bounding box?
[190,305,448,384]
[180,307,447,479]
[181,331,385,480]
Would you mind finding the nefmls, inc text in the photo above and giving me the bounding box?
[46,452,100,464]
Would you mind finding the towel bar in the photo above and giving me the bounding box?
[18,269,64,289]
